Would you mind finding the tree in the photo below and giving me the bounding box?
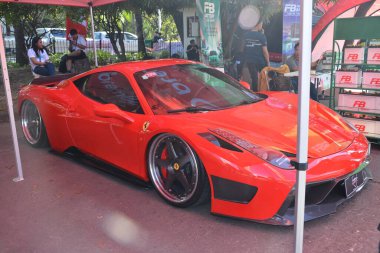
[94,3,131,61]
[0,3,63,65]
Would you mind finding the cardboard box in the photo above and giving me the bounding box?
[337,94,378,113]
[367,47,380,65]
[362,71,380,89]
[343,47,365,64]
[335,71,361,88]
[345,118,377,135]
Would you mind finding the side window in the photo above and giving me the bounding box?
[82,71,143,114]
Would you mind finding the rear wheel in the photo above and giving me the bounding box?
[148,133,209,207]
[21,100,49,147]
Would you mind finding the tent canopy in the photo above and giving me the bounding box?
[0,0,124,7]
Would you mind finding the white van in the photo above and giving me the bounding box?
[94,31,138,53]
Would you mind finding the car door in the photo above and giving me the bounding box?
[66,71,147,174]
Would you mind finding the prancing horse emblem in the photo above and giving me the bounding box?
[143,121,150,132]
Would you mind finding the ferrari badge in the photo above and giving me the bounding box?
[143,121,150,132]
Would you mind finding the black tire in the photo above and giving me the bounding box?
[148,133,210,207]
[20,100,49,148]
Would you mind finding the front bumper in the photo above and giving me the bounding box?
[265,161,373,226]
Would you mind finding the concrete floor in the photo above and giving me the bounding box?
[0,121,379,253]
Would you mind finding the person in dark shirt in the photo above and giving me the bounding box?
[186,39,200,61]
[153,31,162,44]
[242,20,270,91]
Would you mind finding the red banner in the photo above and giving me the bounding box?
[66,16,87,40]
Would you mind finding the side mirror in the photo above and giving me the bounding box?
[94,104,134,123]
[240,81,251,90]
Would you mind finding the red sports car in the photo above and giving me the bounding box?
[18,59,372,225]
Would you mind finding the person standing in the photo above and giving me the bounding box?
[153,31,162,44]
[242,20,270,91]
[66,29,87,73]
[186,39,200,61]
[28,37,55,77]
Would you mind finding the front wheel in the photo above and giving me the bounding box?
[20,100,49,147]
[148,133,209,207]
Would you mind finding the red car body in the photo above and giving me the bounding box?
[18,59,372,225]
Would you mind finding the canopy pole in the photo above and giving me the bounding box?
[89,3,98,67]
[294,0,313,252]
[0,25,24,182]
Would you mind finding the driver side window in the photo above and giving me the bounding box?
[82,71,143,114]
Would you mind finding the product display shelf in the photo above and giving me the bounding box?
[329,16,380,141]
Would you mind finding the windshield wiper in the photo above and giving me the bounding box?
[167,106,216,113]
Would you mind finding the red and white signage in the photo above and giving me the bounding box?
[338,94,379,113]
[362,71,380,89]
[367,47,380,65]
[335,71,361,88]
[343,47,365,64]
[345,118,377,135]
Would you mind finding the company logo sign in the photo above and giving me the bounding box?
[372,53,380,60]
[346,54,359,61]
[353,101,366,108]
[354,124,366,132]
[284,4,300,16]
[340,75,352,83]
[370,78,380,85]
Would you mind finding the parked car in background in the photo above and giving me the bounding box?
[94,31,138,53]
[37,28,68,53]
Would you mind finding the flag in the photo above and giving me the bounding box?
[66,16,88,40]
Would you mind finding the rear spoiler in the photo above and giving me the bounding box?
[30,73,77,87]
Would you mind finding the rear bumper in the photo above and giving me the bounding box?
[263,161,373,226]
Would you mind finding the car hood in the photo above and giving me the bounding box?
[163,92,358,158]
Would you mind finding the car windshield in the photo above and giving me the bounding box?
[134,64,264,115]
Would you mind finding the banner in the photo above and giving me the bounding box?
[282,0,300,59]
[66,16,88,40]
[196,0,223,68]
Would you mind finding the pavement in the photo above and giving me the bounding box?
[0,121,379,253]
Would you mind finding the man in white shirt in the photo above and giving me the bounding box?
[66,29,87,72]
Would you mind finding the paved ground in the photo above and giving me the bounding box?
[0,121,379,253]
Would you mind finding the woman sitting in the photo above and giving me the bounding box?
[28,37,55,77]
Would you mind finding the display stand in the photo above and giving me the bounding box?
[329,16,380,142]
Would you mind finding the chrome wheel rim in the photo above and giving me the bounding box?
[21,101,42,145]
[149,134,199,203]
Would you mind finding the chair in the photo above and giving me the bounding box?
[259,65,292,92]
[72,57,91,74]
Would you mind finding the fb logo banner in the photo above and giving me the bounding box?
[284,4,300,15]
[370,78,380,85]
[353,101,366,108]
[355,124,366,132]
[346,54,359,60]
[340,76,352,83]
[372,53,380,60]
[204,2,215,14]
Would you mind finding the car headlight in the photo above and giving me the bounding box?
[209,128,295,170]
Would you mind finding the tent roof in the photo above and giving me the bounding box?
[0,0,124,8]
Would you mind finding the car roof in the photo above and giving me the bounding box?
[37,28,66,32]
[94,31,137,36]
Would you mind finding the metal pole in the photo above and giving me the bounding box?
[294,0,313,252]
[0,25,24,182]
[89,3,98,67]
